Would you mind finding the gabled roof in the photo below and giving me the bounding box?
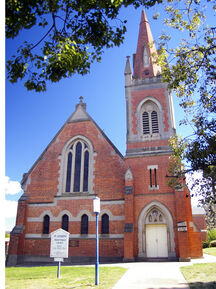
[21,97,124,188]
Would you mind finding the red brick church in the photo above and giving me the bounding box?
[7,11,203,266]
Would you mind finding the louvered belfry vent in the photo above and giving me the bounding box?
[142,112,150,134]
[151,111,159,134]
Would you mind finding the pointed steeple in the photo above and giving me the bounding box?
[133,10,161,79]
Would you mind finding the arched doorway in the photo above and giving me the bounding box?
[146,209,168,257]
[138,201,176,259]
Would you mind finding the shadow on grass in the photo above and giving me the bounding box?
[188,281,216,289]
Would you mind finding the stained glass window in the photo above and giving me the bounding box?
[65,140,90,193]
[66,152,72,192]
[74,142,82,192]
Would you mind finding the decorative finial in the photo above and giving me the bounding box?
[79,96,83,103]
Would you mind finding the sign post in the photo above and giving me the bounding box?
[50,228,70,278]
[93,197,100,286]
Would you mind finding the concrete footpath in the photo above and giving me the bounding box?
[109,254,216,289]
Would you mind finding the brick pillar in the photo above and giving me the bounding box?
[6,193,28,266]
[185,188,203,258]
[174,189,191,261]
[124,168,135,262]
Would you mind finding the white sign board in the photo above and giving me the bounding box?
[50,228,69,259]
[177,221,187,232]
[178,226,187,232]
[177,221,187,227]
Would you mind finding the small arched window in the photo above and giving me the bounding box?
[43,215,50,234]
[81,214,88,234]
[65,140,90,193]
[62,214,69,232]
[101,214,109,234]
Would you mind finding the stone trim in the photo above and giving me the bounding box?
[28,197,125,206]
[11,225,25,234]
[25,233,124,239]
[138,201,176,258]
[19,193,29,201]
[27,208,124,222]
[148,185,159,190]
[126,146,171,158]
[125,167,133,181]
[147,165,158,170]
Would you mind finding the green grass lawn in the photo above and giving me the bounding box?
[181,263,216,289]
[5,266,127,289]
[203,247,216,257]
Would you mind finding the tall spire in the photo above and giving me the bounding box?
[133,10,161,79]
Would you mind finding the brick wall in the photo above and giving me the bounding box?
[7,118,127,265]
[193,214,207,242]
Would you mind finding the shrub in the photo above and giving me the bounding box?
[209,240,216,247]
[207,228,216,243]
[202,241,209,248]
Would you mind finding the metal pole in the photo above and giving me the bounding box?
[57,261,60,278]
[95,212,99,285]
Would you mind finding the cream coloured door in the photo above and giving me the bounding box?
[146,224,168,257]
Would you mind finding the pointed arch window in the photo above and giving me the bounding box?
[62,214,69,232]
[65,140,90,193]
[101,214,109,234]
[42,215,50,234]
[140,101,160,137]
[81,214,88,234]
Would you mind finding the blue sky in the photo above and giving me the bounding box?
[5,3,210,231]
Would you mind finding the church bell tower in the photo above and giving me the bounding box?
[123,10,178,261]
[125,10,176,157]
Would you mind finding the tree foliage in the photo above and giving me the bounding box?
[6,0,161,92]
[157,0,216,221]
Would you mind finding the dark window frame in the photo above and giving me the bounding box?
[149,168,158,188]
[62,214,69,232]
[101,214,109,234]
[43,215,50,234]
[81,214,88,234]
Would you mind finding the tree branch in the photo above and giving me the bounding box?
[29,24,54,51]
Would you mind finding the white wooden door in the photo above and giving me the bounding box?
[146,224,168,258]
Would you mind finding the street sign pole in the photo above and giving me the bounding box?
[93,197,100,286]
[57,261,60,278]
